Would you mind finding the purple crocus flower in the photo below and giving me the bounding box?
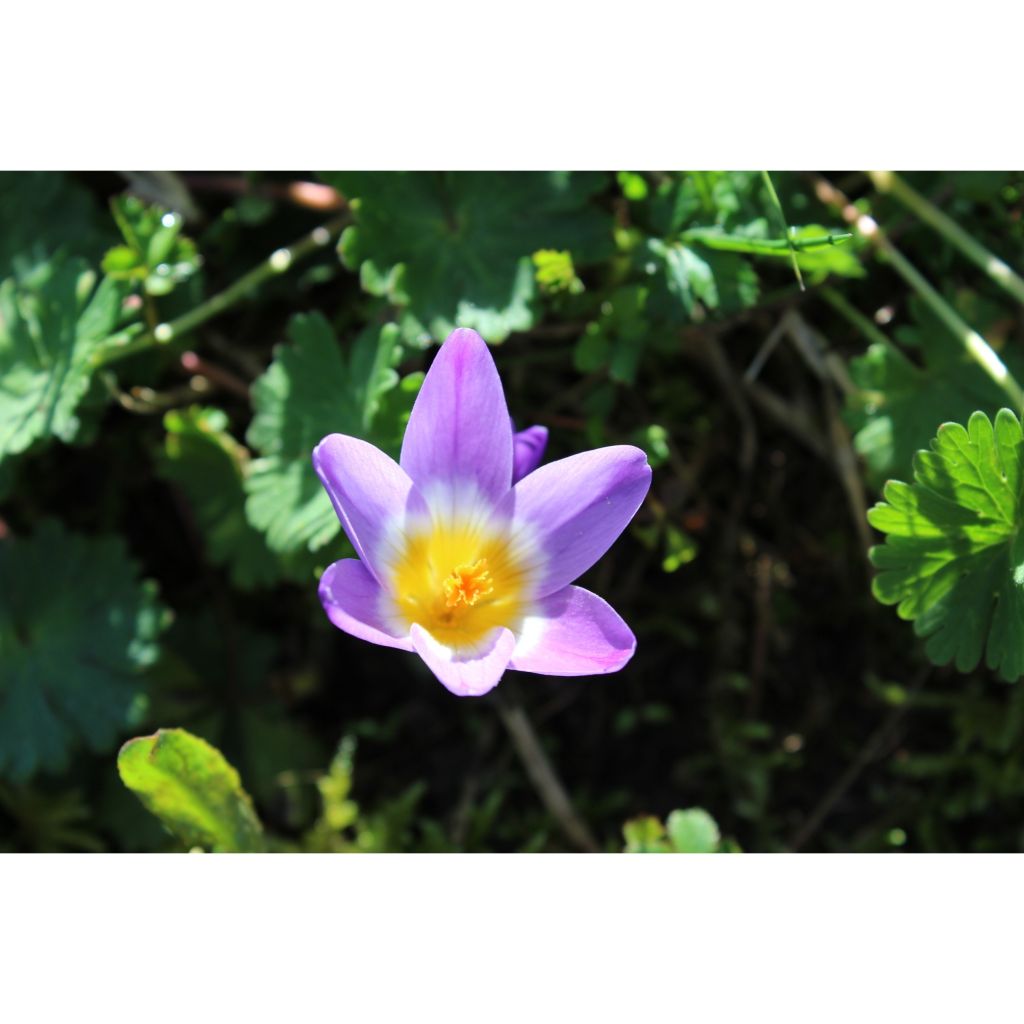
[312,328,651,697]
[512,423,548,483]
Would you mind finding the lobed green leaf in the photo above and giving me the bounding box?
[158,406,284,588]
[245,313,414,554]
[0,259,125,465]
[0,521,167,780]
[869,409,1024,681]
[647,238,760,319]
[0,172,112,277]
[325,171,612,343]
[846,297,1024,484]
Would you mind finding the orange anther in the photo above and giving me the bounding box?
[443,558,494,609]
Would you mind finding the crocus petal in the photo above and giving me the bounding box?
[410,624,516,697]
[502,445,651,597]
[512,425,548,483]
[312,434,425,585]
[400,328,513,502]
[510,586,636,676]
[319,559,413,651]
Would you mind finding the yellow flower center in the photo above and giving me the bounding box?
[443,559,494,608]
[389,517,535,649]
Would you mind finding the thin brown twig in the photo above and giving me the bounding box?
[822,377,873,562]
[813,174,1024,410]
[180,351,251,400]
[743,379,830,460]
[492,686,600,852]
[100,372,213,413]
[781,310,873,560]
[735,308,872,561]
[450,774,481,851]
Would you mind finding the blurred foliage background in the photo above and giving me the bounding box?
[3,170,1024,852]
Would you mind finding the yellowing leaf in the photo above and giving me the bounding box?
[118,728,264,852]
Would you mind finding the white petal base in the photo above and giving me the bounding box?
[410,624,516,697]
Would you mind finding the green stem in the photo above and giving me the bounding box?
[92,215,349,367]
[875,232,1024,409]
[683,229,852,256]
[761,170,804,291]
[869,171,1024,306]
[817,174,1024,411]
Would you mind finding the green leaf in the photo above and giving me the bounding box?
[301,737,361,851]
[846,298,1024,484]
[0,521,166,781]
[158,406,284,589]
[665,808,721,852]
[648,239,759,318]
[662,524,699,572]
[789,225,864,281]
[617,171,649,202]
[95,767,172,851]
[635,423,671,468]
[647,174,703,236]
[326,171,612,343]
[105,195,200,297]
[100,244,144,278]
[700,171,767,230]
[868,409,1024,681]
[648,239,712,318]
[245,313,414,553]
[575,284,650,385]
[347,321,402,433]
[0,172,111,277]
[624,808,726,853]
[646,172,766,237]
[622,815,671,852]
[643,176,851,318]
[0,258,125,464]
[532,249,584,295]
[573,323,611,373]
[117,728,264,852]
[371,369,423,459]
[697,249,761,311]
